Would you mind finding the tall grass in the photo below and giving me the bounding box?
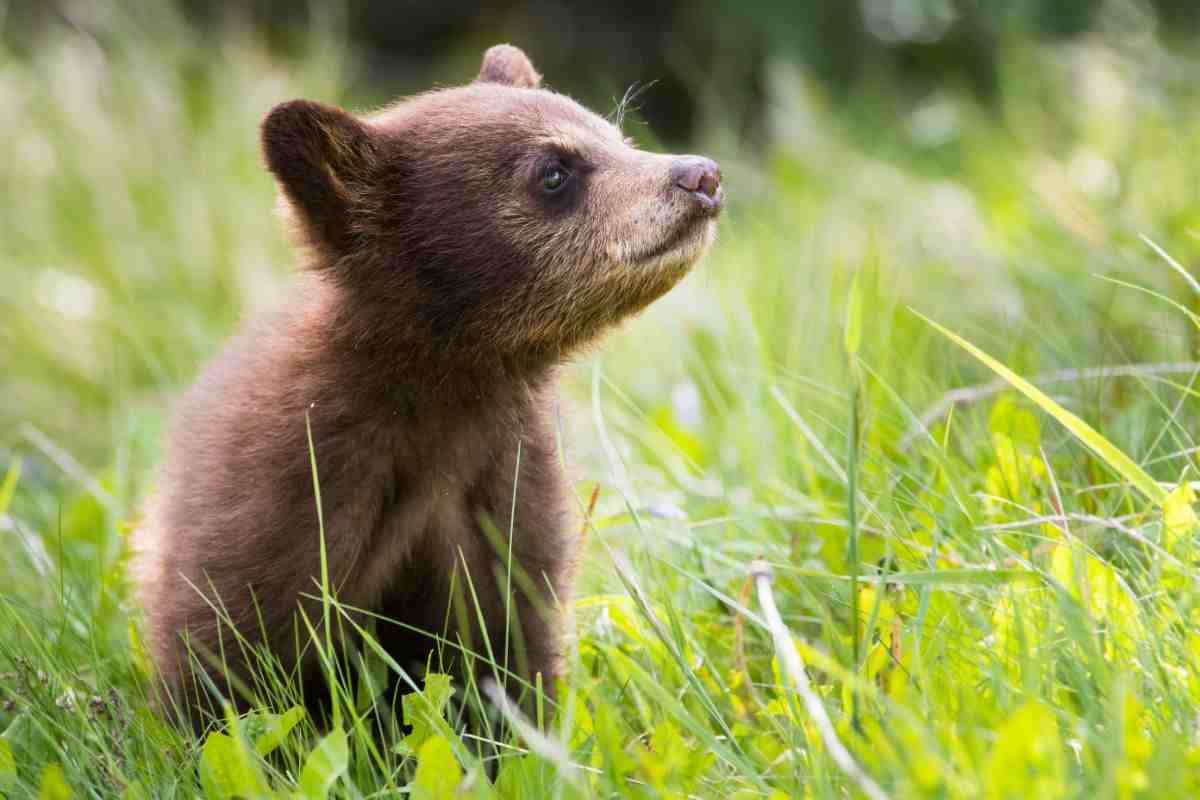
[4,6,1200,798]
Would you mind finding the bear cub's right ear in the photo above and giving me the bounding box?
[261,99,376,252]
[476,44,542,89]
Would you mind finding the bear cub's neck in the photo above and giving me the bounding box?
[285,273,558,430]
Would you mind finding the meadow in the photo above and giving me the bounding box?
[4,6,1200,798]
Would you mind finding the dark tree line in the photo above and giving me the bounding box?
[7,1,1200,142]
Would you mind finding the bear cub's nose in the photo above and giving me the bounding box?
[670,156,723,213]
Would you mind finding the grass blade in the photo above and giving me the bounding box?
[914,311,1168,506]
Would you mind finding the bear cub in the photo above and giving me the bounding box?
[133,44,723,724]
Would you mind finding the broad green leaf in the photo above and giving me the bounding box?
[639,719,714,793]
[984,702,1067,799]
[410,735,461,800]
[563,692,594,751]
[38,763,72,800]
[197,732,268,800]
[1163,482,1197,552]
[297,728,349,800]
[1114,691,1152,798]
[1050,540,1141,658]
[0,738,14,791]
[987,396,1044,499]
[398,673,455,755]
[989,394,1042,448]
[640,720,682,789]
[917,312,1168,505]
[990,588,1047,681]
[592,701,636,788]
[253,706,306,756]
[1050,542,1136,619]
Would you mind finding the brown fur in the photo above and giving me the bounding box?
[133,44,722,724]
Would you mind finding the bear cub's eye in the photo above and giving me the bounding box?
[540,162,570,194]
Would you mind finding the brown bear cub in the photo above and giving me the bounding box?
[133,44,722,725]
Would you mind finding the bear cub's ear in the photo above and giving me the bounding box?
[261,99,377,252]
[476,44,542,89]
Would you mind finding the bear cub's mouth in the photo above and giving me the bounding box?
[630,215,715,266]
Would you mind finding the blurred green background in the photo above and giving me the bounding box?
[5,1,1200,797]
[5,0,1200,477]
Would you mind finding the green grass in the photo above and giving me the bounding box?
[5,7,1200,798]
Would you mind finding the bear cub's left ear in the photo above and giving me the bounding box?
[476,44,542,89]
[261,99,377,253]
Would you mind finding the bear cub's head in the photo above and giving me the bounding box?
[262,45,722,365]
